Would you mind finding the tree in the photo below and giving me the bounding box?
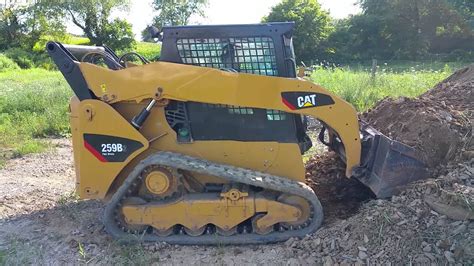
[62,0,135,51]
[262,0,333,63]
[447,0,474,21]
[0,2,66,50]
[0,7,23,50]
[151,0,208,27]
[355,0,473,59]
[142,0,207,40]
[24,1,67,50]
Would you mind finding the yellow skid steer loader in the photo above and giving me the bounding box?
[47,22,428,244]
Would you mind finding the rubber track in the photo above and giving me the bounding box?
[103,152,324,244]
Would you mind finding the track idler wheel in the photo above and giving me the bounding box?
[277,194,311,229]
[252,213,274,235]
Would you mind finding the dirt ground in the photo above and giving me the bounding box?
[0,139,366,265]
[0,66,473,264]
[1,140,472,265]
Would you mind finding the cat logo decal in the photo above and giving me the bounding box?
[281,92,335,110]
[297,94,317,107]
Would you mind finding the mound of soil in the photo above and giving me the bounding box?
[362,64,473,167]
[305,64,473,205]
[304,63,474,231]
[305,153,374,223]
[291,160,473,264]
[300,65,474,263]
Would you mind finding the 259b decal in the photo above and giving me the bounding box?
[101,143,124,153]
[83,134,143,162]
[281,92,335,110]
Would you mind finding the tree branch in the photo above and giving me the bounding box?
[67,8,86,32]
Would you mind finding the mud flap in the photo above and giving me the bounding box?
[324,122,430,198]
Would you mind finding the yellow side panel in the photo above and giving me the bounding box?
[70,99,149,199]
[114,102,306,183]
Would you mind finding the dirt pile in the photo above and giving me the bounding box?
[288,160,473,264]
[362,64,473,167]
[302,64,473,263]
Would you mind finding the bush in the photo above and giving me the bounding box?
[33,53,56,70]
[4,48,35,69]
[3,48,57,70]
[446,49,474,62]
[0,54,20,72]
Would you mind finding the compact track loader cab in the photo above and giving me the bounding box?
[47,22,429,244]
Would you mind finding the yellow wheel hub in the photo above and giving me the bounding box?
[145,169,171,195]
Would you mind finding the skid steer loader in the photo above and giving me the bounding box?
[47,22,429,244]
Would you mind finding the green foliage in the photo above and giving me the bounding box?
[0,54,19,72]
[310,64,452,111]
[445,0,473,22]
[0,2,66,50]
[102,18,136,52]
[263,0,333,63]
[150,0,208,28]
[0,7,23,50]
[61,0,136,51]
[136,42,161,60]
[13,140,47,157]
[331,0,474,61]
[0,69,71,161]
[2,48,55,70]
[4,48,35,69]
[65,35,91,45]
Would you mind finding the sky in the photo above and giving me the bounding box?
[68,0,361,39]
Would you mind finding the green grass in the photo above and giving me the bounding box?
[310,65,453,111]
[0,69,71,165]
[66,36,91,45]
[135,42,161,60]
[331,60,467,73]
